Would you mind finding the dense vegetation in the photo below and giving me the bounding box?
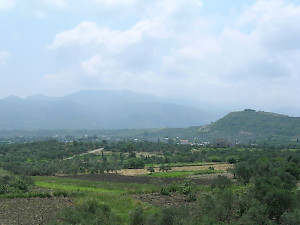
[1,110,300,145]
[0,175,33,195]
[0,140,299,224]
[208,110,300,142]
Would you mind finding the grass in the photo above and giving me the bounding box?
[80,192,159,222]
[32,176,159,224]
[147,169,224,178]
[33,176,158,194]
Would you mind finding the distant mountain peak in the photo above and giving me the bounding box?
[2,95,23,101]
[0,89,218,129]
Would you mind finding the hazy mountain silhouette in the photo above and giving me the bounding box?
[0,90,218,129]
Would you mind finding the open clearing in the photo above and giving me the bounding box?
[64,173,215,186]
[118,163,233,176]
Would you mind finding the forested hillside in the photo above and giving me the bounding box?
[203,110,300,143]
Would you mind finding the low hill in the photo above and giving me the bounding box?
[195,109,300,143]
[94,109,300,144]
[1,107,299,145]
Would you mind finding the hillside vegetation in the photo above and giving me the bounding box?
[1,110,299,145]
[204,110,300,143]
[0,140,300,224]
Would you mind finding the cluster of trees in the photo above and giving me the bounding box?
[0,141,149,175]
[196,153,300,224]
[131,150,300,224]
[48,200,122,225]
[1,139,300,224]
[0,175,33,194]
[1,140,300,178]
[0,140,102,175]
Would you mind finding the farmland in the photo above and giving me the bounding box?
[0,140,300,224]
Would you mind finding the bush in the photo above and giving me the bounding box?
[160,185,170,196]
[49,200,122,225]
[129,207,145,225]
[124,158,145,169]
[211,175,232,189]
[167,182,179,193]
[179,179,195,195]
[0,175,33,194]
[187,192,197,202]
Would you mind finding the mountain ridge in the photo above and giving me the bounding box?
[0,90,218,130]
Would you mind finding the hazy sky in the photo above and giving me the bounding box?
[0,0,300,111]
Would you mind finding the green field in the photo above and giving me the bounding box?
[32,176,159,223]
[33,176,158,194]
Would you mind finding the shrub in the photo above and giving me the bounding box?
[129,207,145,225]
[211,175,232,189]
[167,182,179,193]
[49,200,122,225]
[179,179,195,195]
[0,175,33,194]
[160,185,170,196]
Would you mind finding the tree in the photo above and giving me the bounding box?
[147,167,155,174]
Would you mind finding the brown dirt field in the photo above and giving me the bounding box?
[118,163,233,176]
[133,193,201,217]
[65,173,214,186]
[189,172,234,180]
[134,193,197,208]
[0,197,73,225]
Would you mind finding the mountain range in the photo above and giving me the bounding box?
[0,90,221,130]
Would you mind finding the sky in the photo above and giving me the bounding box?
[0,0,300,113]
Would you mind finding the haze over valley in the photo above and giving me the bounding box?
[1,1,300,225]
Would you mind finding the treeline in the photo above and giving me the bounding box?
[0,140,102,175]
[1,140,300,177]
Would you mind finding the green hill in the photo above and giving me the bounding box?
[127,109,300,144]
[191,109,300,143]
[1,109,299,145]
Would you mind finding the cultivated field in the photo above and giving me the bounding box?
[118,163,233,176]
[0,197,73,225]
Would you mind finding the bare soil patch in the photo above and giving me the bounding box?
[134,193,197,208]
[189,172,234,180]
[0,197,73,225]
[64,148,104,160]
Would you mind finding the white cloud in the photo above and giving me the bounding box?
[81,54,118,76]
[0,0,15,11]
[0,51,10,66]
[45,0,300,109]
[49,18,170,52]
